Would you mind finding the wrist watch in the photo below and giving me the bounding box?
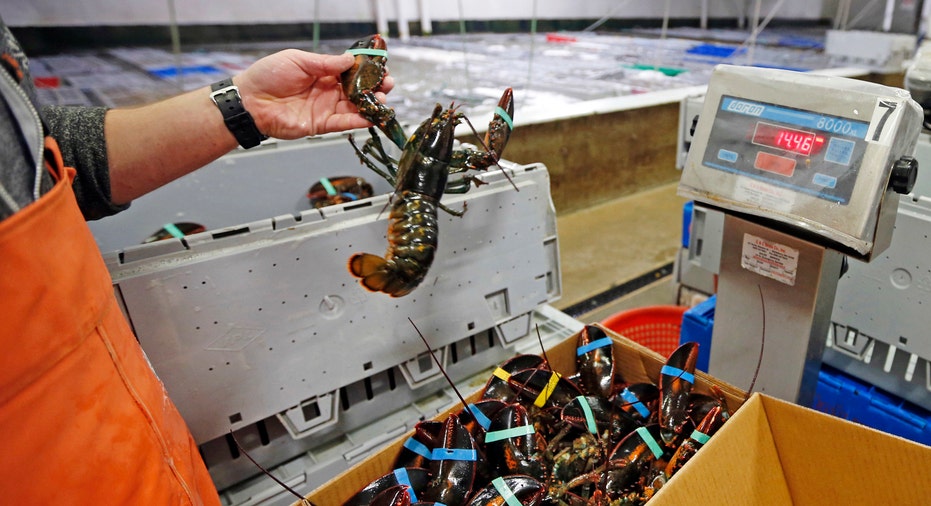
[210,78,268,149]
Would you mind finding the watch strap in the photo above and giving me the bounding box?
[210,78,267,149]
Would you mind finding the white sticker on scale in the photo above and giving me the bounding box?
[733,176,796,213]
[741,233,799,286]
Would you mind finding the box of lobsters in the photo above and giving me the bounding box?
[301,323,749,505]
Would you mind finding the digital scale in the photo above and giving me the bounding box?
[680,64,922,404]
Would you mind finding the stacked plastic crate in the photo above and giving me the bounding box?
[91,135,577,504]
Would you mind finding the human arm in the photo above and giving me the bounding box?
[42,105,129,219]
[106,49,391,205]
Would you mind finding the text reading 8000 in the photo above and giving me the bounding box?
[816,117,857,136]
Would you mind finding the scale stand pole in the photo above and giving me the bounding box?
[707,212,845,405]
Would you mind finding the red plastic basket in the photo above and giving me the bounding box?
[601,305,688,358]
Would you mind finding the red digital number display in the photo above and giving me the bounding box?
[752,122,825,156]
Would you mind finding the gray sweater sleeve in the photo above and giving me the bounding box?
[41,105,129,220]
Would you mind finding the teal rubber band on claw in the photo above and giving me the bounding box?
[492,476,522,506]
[495,106,514,130]
[319,177,338,196]
[576,396,598,434]
[163,223,185,239]
[636,426,665,459]
[690,429,711,445]
[346,48,388,58]
[484,424,535,443]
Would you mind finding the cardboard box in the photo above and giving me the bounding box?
[652,393,931,505]
[302,325,749,505]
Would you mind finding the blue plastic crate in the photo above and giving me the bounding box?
[680,294,715,372]
[685,44,745,58]
[681,200,694,248]
[679,295,931,446]
[814,365,931,446]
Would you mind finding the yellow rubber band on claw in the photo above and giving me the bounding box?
[533,372,561,408]
[492,367,511,382]
[346,48,388,58]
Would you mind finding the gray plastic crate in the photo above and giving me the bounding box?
[105,157,559,444]
[92,135,563,492]
[824,192,931,412]
[88,135,396,253]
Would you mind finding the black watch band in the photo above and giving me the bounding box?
[210,78,268,149]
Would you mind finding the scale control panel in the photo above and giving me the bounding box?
[680,65,922,260]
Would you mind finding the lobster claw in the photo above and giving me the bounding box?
[665,404,727,477]
[506,367,585,411]
[604,424,668,497]
[575,324,621,398]
[480,354,546,401]
[420,414,478,505]
[658,342,700,445]
[484,87,515,159]
[485,403,547,480]
[612,382,660,426]
[369,484,412,506]
[394,421,444,470]
[345,467,431,506]
[465,475,547,506]
[342,34,407,149]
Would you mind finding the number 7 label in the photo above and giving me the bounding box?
[866,99,901,146]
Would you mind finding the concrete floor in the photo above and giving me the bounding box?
[552,180,687,318]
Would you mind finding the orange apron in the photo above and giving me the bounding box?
[0,137,220,504]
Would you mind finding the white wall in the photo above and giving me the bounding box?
[2,0,831,28]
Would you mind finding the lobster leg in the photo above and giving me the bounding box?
[355,90,408,149]
[437,201,467,217]
[361,127,399,178]
[349,132,397,185]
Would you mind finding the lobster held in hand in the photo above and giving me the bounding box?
[347,89,516,297]
[348,104,460,297]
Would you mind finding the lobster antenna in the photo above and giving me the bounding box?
[409,317,480,422]
[535,323,552,370]
[228,430,317,506]
[461,114,519,192]
[747,284,766,396]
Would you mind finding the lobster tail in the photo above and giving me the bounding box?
[349,253,393,293]
[348,252,422,298]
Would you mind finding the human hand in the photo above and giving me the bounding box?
[233,49,394,139]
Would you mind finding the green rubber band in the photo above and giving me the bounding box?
[346,48,388,58]
[690,429,711,445]
[319,177,338,196]
[636,426,664,460]
[576,396,598,434]
[492,476,522,506]
[163,223,185,239]
[484,424,535,443]
[494,106,514,130]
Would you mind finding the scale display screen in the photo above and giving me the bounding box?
[701,96,871,205]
